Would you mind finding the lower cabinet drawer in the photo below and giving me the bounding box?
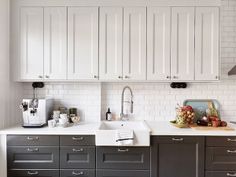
[60,146,95,169]
[96,170,150,177]
[96,147,150,170]
[7,146,59,169]
[206,171,236,177]
[8,170,59,177]
[206,147,236,170]
[60,169,95,177]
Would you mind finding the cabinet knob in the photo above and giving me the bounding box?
[94,75,98,79]
[173,76,178,79]
[38,75,43,79]
[118,76,123,79]
[45,75,50,79]
[166,76,171,79]
[124,75,130,79]
[72,171,84,176]
[215,76,219,79]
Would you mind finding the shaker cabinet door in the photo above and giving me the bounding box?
[20,7,44,80]
[147,7,171,81]
[195,7,220,81]
[44,7,67,80]
[68,7,99,80]
[171,7,195,81]
[99,7,123,81]
[123,7,147,81]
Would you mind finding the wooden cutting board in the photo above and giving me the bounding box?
[190,125,235,131]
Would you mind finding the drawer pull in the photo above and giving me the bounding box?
[72,137,84,141]
[27,136,39,141]
[227,150,236,153]
[27,171,39,175]
[172,138,184,141]
[72,148,84,152]
[227,138,236,142]
[72,171,84,176]
[27,148,39,152]
[227,173,236,177]
[118,148,129,152]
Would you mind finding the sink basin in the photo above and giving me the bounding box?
[96,121,151,146]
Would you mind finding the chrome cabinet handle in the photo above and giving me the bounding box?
[27,171,39,175]
[227,150,236,153]
[118,76,123,79]
[72,136,84,141]
[227,138,236,142]
[94,75,99,79]
[124,75,130,79]
[166,76,171,79]
[45,75,50,79]
[227,173,236,177]
[118,148,129,152]
[38,75,43,79]
[172,138,184,141]
[72,148,84,152]
[27,148,39,152]
[72,171,84,176]
[27,136,39,141]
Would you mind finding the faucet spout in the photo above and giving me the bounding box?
[120,86,134,121]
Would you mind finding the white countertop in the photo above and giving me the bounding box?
[1,121,236,136]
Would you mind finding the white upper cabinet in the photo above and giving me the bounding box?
[68,7,99,80]
[195,7,220,81]
[44,7,67,80]
[123,7,147,80]
[20,7,44,80]
[171,7,195,81]
[99,7,123,81]
[147,7,171,81]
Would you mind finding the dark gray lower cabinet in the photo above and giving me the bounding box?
[60,169,95,177]
[60,146,95,169]
[151,136,205,177]
[8,170,59,177]
[205,171,236,177]
[7,146,59,169]
[96,170,150,177]
[96,147,150,170]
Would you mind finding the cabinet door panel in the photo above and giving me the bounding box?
[195,7,219,81]
[68,7,98,80]
[20,7,44,80]
[147,7,171,81]
[99,7,123,81]
[151,136,205,177]
[44,7,67,80]
[171,7,195,81]
[123,7,146,80]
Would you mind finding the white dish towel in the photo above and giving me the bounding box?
[116,129,134,146]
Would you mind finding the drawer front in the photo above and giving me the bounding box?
[96,147,150,170]
[8,170,59,177]
[7,135,59,146]
[206,137,236,147]
[60,169,95,177]
[96,170,150,177]
[206,147,236,170]
[206,171,236,177]
[60,146,95,169]
[8,146,59,169]
[60,136,95,146]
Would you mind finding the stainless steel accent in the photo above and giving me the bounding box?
[227,138,236,142]
[72,148,84,152]
[120,86,133,121]
[227,173,236,177]
[27,136,39,141]
[227,150,236,153]
[72,136,84,141]
[27,148,39,152]
[72,171,84,176]
[118,148,129,152]
[172,138,184,141]
[27,171,39,175]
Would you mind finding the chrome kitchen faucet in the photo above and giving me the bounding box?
[120,86,134,121]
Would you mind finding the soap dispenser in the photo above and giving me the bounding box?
[106,108,112,121]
